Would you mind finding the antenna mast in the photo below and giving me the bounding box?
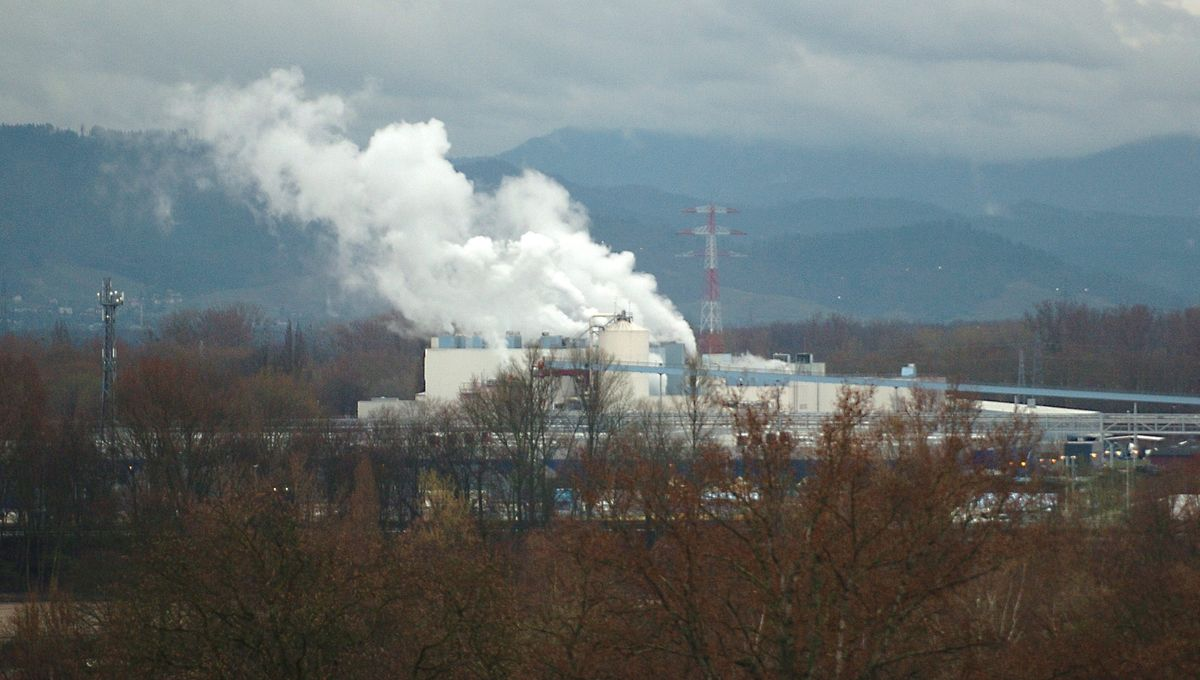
[679,204,744,354]
[99,277,124,441]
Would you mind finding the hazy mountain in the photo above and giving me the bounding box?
[450,157,523,193]
[727,221,1180,322]
[483,129,1200,322]
[972,203,1200,297]
[976,136,1200,217]
[2,123,1196,331]
[498,127,981,212]
[0,124,345,326]
[574,200,1184,324]
[498,128,1200,218]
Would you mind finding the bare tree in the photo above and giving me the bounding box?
[461,346,563,527]
[676,353,718,459]
[608,387,1044,678]
[563,346,631,518]
[95,467,396,679]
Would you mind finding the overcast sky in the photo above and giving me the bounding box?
[3,1,1199,160]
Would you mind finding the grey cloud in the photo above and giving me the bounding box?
[751,2,1126,68]
[2,0,1200,160]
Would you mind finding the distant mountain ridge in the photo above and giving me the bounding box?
[497,128,1200,217]
[476,129,1200,321]
[495,128,981,212]
[1,123,1197,332]
[977,135,1200,217]
[0,124,345,329]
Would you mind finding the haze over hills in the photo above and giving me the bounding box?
[498,128,1200,218]
[2,122,1198,334]
[0,124,347,330]
[496,128,985,213]
[469,130,1200,323]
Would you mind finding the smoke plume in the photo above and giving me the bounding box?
[174,68,695,350]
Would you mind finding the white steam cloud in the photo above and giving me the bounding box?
[174,68,695,351]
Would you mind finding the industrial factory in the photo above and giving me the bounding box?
[358,310,914,418]
[351,200,1177,435]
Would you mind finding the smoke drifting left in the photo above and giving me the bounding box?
[172,68,695,351]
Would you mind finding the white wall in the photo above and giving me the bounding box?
[718,381,912,413]
[423,347,525,401]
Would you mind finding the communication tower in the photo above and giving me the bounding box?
[678,204,744,354]
[98,277,124,440]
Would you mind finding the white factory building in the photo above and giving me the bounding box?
[358,314,1101,421]
[359,312,923,418]
[421,312,653,402]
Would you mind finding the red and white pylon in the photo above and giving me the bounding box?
[678,204,744,354]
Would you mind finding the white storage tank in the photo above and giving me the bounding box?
[598,315,650,364]
[597,314,651,399]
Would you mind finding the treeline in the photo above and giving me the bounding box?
[2,302,1200,676]
[730,301,1200,398]
[4,381,1200,677]
[16,303,424,420]
[0,305,423,593]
